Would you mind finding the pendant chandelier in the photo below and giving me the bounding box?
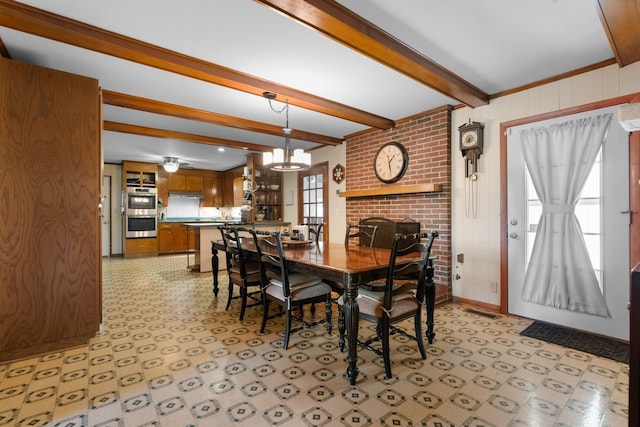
[262,92,311,172]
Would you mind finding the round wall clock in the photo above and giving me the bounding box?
[373,141,409,183]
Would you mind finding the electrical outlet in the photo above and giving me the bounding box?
[490,282,497,293]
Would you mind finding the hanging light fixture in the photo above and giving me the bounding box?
[262,92,311,172]
[163,157,180,173]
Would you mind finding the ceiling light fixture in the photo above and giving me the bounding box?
[163,156,180,173]
[262,92,311,172]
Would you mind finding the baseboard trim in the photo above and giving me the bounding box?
[452,296,500,313]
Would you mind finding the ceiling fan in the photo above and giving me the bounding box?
[159,156,192,172]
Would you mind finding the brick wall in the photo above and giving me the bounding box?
[344,106,452,304]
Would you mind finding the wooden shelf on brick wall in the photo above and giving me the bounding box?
[338,183,442,198]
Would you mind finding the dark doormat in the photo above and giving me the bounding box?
[520,321,629,364]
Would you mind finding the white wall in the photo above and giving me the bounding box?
[282,143,347,243]
[104,163,123,255]
[451,62,640,306]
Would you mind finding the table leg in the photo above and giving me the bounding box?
[343,284,360,385]
[211,242,219,297]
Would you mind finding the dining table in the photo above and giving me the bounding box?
[210,238,436,385]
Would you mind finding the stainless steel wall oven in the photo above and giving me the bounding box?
[125,187,157,215]
[125,215,157,238]
[124,187,157,238]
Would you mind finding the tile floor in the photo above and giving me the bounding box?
[0,255,629,426]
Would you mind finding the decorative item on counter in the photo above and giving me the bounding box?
[262,206,272,220]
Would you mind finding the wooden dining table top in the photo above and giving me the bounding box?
[236,239,422,281]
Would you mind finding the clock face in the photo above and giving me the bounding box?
[461,130,478,148]
[374,142,408,183]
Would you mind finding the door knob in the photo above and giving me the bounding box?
[509,232,518,239]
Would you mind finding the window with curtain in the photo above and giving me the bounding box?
[519,114,611,317]
[525,149,602,289]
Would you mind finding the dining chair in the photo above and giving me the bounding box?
[306,222,324,244]
[339,230,439,378]
[344,223,379,247]
[219,225,263,321]
[250,229,333,350]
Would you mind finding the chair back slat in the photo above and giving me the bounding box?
[251,229,291,297]
[305,222,324,244]
[383,231,439,308]
[345,224,379,247]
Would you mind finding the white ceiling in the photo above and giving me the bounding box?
[1,0,614,171]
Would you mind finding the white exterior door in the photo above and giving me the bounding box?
[507,105,630,340]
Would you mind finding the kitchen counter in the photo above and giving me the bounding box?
[183,221,290,272]
[181,221,288,227]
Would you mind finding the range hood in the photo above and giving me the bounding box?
[169,191,205,199]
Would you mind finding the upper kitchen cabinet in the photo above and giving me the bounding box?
[202,175,223,207]
[123,161,157,188]
[0,58,102,362]
[158,168,223,207]
[222,166,244,207]
[168,171,203,192]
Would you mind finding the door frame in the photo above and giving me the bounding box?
[297,162,329,242]
[499,93,640,313]
[102,175,112,257]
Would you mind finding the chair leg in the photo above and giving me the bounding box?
[325,295,332,335]
[381,318,392,378]
[283,307,292,350]
[415,311,426,359]
[338,304,345,351]
[239,286,247,320]
[260,299,270,333]
[226,280,234,311]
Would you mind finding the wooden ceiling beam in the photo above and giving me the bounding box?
[104,121,277,152]
[594,0,640,67]
[0,0,394,129]
[102,90,343,146]
[255,0,489,108]
[0,36,10,59]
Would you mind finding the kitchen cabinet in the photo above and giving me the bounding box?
[186,175,203,191]
[169,173,186,191]
[158,223,173,253]
[123,161,157,188]
[157,173,168,206]
[168,171,203,192]
[0,58,101,362]
[158,223,189,254]
[223,166,244,207]
[125,237,157,256]
[202,176,223,207]
[233,177,245,207]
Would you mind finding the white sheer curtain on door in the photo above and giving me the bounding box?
[520,114,612,317]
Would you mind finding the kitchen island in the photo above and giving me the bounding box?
[182,221,290,273]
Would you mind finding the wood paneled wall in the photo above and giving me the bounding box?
[0,58,102,362]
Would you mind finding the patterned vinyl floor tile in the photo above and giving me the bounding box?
[0,255,629,426]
